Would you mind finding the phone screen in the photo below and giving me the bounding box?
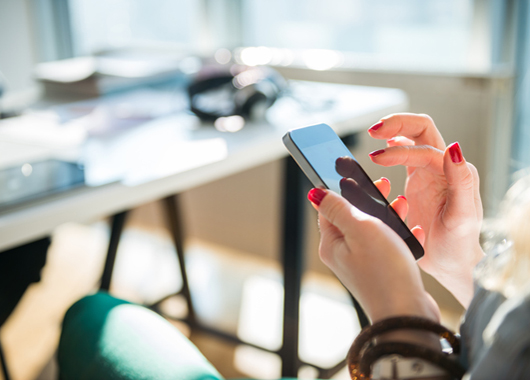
[284,123,423,259]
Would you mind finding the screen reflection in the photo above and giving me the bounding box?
[335,156,410,240]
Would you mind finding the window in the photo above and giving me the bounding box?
[65,0,481,72]
[68,0,202,56]
[240,0,476,72]
[63,0,499,73]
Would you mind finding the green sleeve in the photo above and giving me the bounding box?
[58,292,224,380]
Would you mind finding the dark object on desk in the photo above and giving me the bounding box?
[0,159,85,211]
[187,66,286,121]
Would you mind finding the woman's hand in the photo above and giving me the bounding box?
[308,187,440,324]
[367,113,485,308]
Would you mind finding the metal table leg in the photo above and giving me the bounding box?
[100,211,128,291]
[163,194,196,325]
[279,156,307,377]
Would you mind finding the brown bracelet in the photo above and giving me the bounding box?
[347,316,464,380]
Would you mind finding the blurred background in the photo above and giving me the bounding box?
[3,0,528,212]
[0,0,529,379]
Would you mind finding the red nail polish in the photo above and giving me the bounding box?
[381,177,390,184]
[308,188,327,206]
[448,142,463,164]
[369,149,385,157]
[368,121,384,132]
[386,137,396,144]
[397,195,407,201]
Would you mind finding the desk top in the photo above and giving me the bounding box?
[0,81,407,251]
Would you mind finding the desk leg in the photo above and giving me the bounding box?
[163,195,196,325]
[100,211,128,292]
[280,156,307,378]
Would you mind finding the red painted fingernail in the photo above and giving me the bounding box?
[308,188,327,206]
[448,142,463,164]
[381,177,390,184]
[368,121,384,132]
[386,137,396,144]
[397,195,407,201]
[369,149,385,157]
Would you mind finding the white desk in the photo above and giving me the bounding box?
[0,81,407,251]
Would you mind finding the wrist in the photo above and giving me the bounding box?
[370,294,440,326]
[430,267,476,308]
[419,243,485,309]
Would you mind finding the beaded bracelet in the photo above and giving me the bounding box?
[347,316,465,380]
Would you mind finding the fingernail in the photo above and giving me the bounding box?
[448,142,463,164]
[308,188,327,206]
[368,121,384,132]
[381,177,390,184]
[397,195,407,201]
[386,137,396,144]
[369,149,385,157]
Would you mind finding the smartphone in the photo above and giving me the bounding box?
[283,123,424,260]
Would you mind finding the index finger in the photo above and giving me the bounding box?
[368,113,446,150]
[369,145,444,175]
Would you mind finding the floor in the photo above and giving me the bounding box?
[0,207,464,380]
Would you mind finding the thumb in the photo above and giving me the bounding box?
[308,188,372,238]
[442,142,476,226]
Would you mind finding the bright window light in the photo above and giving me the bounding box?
[68,0,201,55]
[241,0,475,71]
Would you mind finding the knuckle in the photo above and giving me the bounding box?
[356,215,384,237]
[416,144,438,154]
[467,162,479,179]
[459,168,475,190]
[402,145,413,165]
[382,113,398,120]
[325,198,344,226]
[417,113,435,125]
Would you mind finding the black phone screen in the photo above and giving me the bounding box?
[285,124,423,259]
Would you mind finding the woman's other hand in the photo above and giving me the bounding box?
[308,188,440,324]
[367,113,484,308]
